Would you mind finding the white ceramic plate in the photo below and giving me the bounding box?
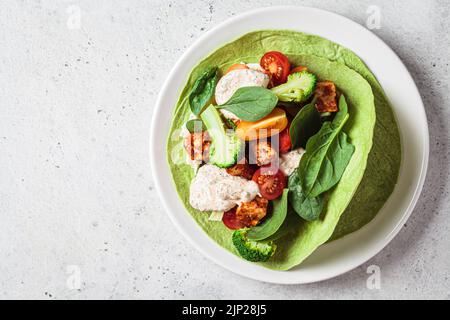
[150,6,429,284]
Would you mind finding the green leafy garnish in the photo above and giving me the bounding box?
[247,189,289,241]
[288,170,324,221]
[189,67,219,116]
[299,96,355,197]
[217,86,278,121]
[185,119,206,133]
[289,101,321,149]
[263,208,301,241]
[332,95,349,125]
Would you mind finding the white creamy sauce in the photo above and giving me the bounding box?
[279,148,306,176]
[189,164,259,212]
[215,68,269,121]
[246,63,266,73]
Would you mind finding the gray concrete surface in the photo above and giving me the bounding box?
[0,0,449,299]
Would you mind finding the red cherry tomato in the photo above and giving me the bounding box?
[222,208,246,230]
[260,51,291,86]
[252,168,287,200]
[278,126,292,154]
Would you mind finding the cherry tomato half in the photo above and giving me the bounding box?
[252,168,287,200]
[222,208,246,230]
[260,51,291,86]
[278,126,292,154]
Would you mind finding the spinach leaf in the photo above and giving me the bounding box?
[288,170,324,221]
[289,101,321,149]
[217,86,278,121]
[247,189,289,241]
[264,207,301,241]
[185,119,206,133]
[299,96,355,197]
[189,67,219,116]
[332,95,349,126]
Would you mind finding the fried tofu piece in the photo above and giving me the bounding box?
[315,81,338,113]
[236,196,269,227]
[226,161,256,180]
[183,132,211,161]
[251,141,278,166]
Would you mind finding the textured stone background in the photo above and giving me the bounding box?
[0,0,449,299]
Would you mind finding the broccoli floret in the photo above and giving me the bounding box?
[271,71,317,103]
[201,105,243,168]
[232,229,276,262]
[208,134,242,168]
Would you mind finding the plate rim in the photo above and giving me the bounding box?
[150,5,429,284]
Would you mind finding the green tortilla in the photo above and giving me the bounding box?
[166,30,401,270]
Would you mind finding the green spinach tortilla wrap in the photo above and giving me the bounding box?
[166,30,401,270]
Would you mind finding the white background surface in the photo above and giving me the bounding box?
[0,0,449,299]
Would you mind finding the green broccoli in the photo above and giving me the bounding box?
[232,229,276,262]
[271,71,317,103]
[201,105,243,168]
